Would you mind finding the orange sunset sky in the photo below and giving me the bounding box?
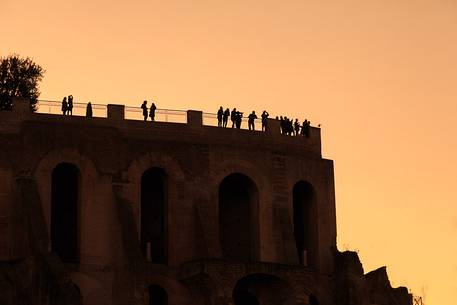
[1,1,456,304]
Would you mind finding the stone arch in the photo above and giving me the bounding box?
[148,284,168,305]
[210,159,269,261]
[232,273,296,305]
[143,275,193,305]
[211,160,267,194]
[292,180,318,269]
[219,173,259,261]
[34,148,99,255]
[180,273,216,305]
[70,271,107,305]
[124,153,186,264]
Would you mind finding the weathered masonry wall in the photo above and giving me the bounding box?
[0,99,410,305]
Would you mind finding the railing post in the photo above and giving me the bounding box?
[265,118,281,136]
[107,104,125,122]
[187,110,202,127]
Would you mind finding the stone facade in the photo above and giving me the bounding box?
[0,99,412,305]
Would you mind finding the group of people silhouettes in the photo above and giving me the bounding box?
[277,116,311,138]
[217,106,311,137]
[59,98,312,137]
[61,96,93,118]
[61,95,74,115]
[141,100,157,121]
[217,107,270,131]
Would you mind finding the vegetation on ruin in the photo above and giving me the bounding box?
[0,54,45,111]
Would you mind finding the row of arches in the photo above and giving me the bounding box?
[147,273,320,305]
[49,163,317,267]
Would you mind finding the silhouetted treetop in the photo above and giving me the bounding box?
[0,54,45,111]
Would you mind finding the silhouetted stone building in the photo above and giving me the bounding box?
[0,99,412,305]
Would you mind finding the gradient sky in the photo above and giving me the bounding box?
[1,1,456,304]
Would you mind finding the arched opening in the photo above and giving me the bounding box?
[148,285,168,305]
[219,173,258,261]
[233,273,295,305]
[293,181,317,268]
[309,294,319,305]
[141,167,167,264]
[181,273,215,305]
[51,162,80,263]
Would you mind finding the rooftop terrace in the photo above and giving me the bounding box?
[0,98,322,155]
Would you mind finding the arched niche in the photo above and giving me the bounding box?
[292,181,318,268]
[219,173,259,262]
[141,167,167,264]
[51,162,80,263]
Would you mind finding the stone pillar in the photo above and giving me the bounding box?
[107,104,125,122]
[187,110,203,127]
[265,118,281,136]
[12,98,31,119]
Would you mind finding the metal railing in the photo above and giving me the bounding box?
[34,100,318,134]
[37,100,107,118]
[36,100,188,123]
[124,105,187,123]
[202,112,263,131]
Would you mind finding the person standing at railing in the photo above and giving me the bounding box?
[305,119,311,138]
[235,111,243,129]
[231,108,237,128]
[261,110,269,131]
[67,95,74,115]
[217,106,223,127]
[86,102,93,118]
[223,108,230,127]
[149,102,157,121]
[302,119,310,138]
[61,97,67,115]
[294,119,300,136]
[141,100,148,121]
[248,111,258,131]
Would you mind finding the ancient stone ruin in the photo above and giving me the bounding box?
[0,99,412,305]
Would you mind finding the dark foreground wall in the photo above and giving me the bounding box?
[0,100,411,305]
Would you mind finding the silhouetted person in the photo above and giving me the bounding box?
[248,111,257,130]
[285,117,293,136]
[67,95,73,115]
[294,119,300,136]
[141,100,148,121]
[302,119,310,138]
[86,102,93,118]
[235,111,243,129]
[149,102,157,121]
[61,97,67,115]
[223,108,230,127]
[261,110,269,131]
[217,106,223,127]
[231,108,237,128]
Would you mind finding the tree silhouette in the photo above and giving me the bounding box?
[0,54,45,111]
